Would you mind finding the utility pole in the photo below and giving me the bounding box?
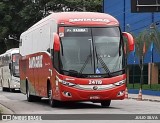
[82,0,86,11]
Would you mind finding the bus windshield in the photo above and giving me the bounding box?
[12,53,20,77]
[59,27,124,77]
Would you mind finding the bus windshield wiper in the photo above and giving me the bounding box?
[61,54,92,77]
[79,39,92,75]
[79,54,92,74]
[95,47,111,77]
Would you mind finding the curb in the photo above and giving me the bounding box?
[128,89,160,102]
[127,97,160,102]
[128,89,160,96]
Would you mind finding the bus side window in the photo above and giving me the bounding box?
[47,48,50,53]
[9,62,13,75]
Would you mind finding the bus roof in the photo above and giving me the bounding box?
[5,48,19,55]
[27,12,119,31]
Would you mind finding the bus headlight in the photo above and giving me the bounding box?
[61,80,75,87]
[114,79,126,86]
[56,76,75,87]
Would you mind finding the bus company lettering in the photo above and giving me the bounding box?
[69,18,110,23]
[29,55,43,68]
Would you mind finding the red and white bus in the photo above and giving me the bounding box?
[19,12,134,107]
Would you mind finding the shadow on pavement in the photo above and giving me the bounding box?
[23,98,121,110]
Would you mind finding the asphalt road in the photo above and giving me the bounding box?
[0,87,160,123]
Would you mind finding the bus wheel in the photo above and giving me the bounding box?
[26,83,34,102]
[9,88,14,92]
[1,85,7,92]
[2,87,7,92]
[48,84,58,107]
[101,100,111,107]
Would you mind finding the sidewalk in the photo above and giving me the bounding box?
[128,93,160,102]
[0,94,14,114]
[0,103,14,114]
[127,89,160,102]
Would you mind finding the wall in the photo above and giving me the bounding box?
[103,0,159,35]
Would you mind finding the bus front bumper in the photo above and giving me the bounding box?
[10,80,20,89]
[58,84,126,102]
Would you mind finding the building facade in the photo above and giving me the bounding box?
[103,0,160,85]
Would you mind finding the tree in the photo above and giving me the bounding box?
[149,23,160,52]
[65,0,102,12]
[134,25,160,88]
[0,0,103,54]
[0,0,42,53]
[135,31,148,86]
[0,0,26,53]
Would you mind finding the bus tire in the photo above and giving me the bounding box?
[9,88,14,92]
[2,87,7,92]
[48,83,58,107]
[26,83,34,102]
[101,100,111,107]
[34,96,41,102]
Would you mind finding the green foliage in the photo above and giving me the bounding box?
[149,25,160,53]
[134,26,160,61]
[127,83,160,91]
[65,0,102,12]
[135,30,152,59]
[0,0,102,54]
[0,0,25,53]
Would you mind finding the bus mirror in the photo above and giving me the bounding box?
[9,63,11,70]
[122,32,134,52]
[53,33,60,52]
